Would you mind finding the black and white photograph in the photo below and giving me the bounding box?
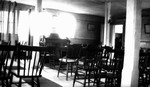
[0,0,149,87]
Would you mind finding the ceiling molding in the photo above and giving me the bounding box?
[0,1,35,11]
[6,0,150,17]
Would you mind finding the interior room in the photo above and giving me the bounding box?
[0,0,150,87]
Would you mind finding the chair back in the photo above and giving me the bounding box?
[0,40,11,45]
[0,45,16,79]
[80,45,100,69]
[101,48,124,75]
[110,52,123,74]
[14,43,48,77]
[139,48,150,72]
[66,44,82,59]
[113,49,124,69]
[100,47,112,68]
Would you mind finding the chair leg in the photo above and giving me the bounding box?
[6,79,9,87]
[93,70,98,86]
[9,74,13,87]
[73,70,77,87]
[96,77,100,87]
[32,77,34,87]
[57,61,62,77]
[105,78,108,87]
[2,80,4,87]
[71,63,73,76]
[84,71,88,87]
[117,77,121,87]
[49,55,55,68]
[37,77,40,87]
[66,63,69,80]
[19,78,22,87]
[88,71,91,86]
[110,78,114,87]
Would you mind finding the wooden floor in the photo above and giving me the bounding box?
[40,65,84,87]
[10,64,85,87]
[10,62,148,87]
[10,64,149,87]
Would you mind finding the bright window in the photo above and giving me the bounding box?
[115,25,123,33]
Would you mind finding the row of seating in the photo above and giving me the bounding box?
[56,44,124,87]
[0,42,49,87]
[1,41,147,87]
[138,48,150,87]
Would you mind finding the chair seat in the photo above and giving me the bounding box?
[105,72,121,78]
[59,57,77,63]
[57,44,82,80]
[84,67,98,71]
[45,53,55,56]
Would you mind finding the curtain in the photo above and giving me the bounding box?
[0,1,34,45]
[18,10,31,45]
[0,1,19,45]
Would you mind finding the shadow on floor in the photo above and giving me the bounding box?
[40,77,63,87]
[23,77,62,87]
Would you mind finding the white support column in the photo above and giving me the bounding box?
[121,0,141,87]
[32,0,42,46]
[32,0,43,65]
[103,2,111,46]
[111,25,115,48]
[36,0,42,12]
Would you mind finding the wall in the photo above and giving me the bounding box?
[70,14,104,45]
[113,17,150,48]
[44,9,104,45]
[140,17,150,48]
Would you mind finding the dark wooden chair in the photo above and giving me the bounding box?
[105,49,123,87]
[10,43,48,87]
[0,45,16,87]
[39,41,56,68]
[96,48,124,87]
[73,45,102,87]
[57,44,82,80]
[45,46,57,68]
[138,48,150,87]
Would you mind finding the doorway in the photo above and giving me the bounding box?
[114,25,123,49]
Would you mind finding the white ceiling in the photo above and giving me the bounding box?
[10,0,150,17]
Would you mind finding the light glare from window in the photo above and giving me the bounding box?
[30,11,77,43]
[57,13,77,39]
